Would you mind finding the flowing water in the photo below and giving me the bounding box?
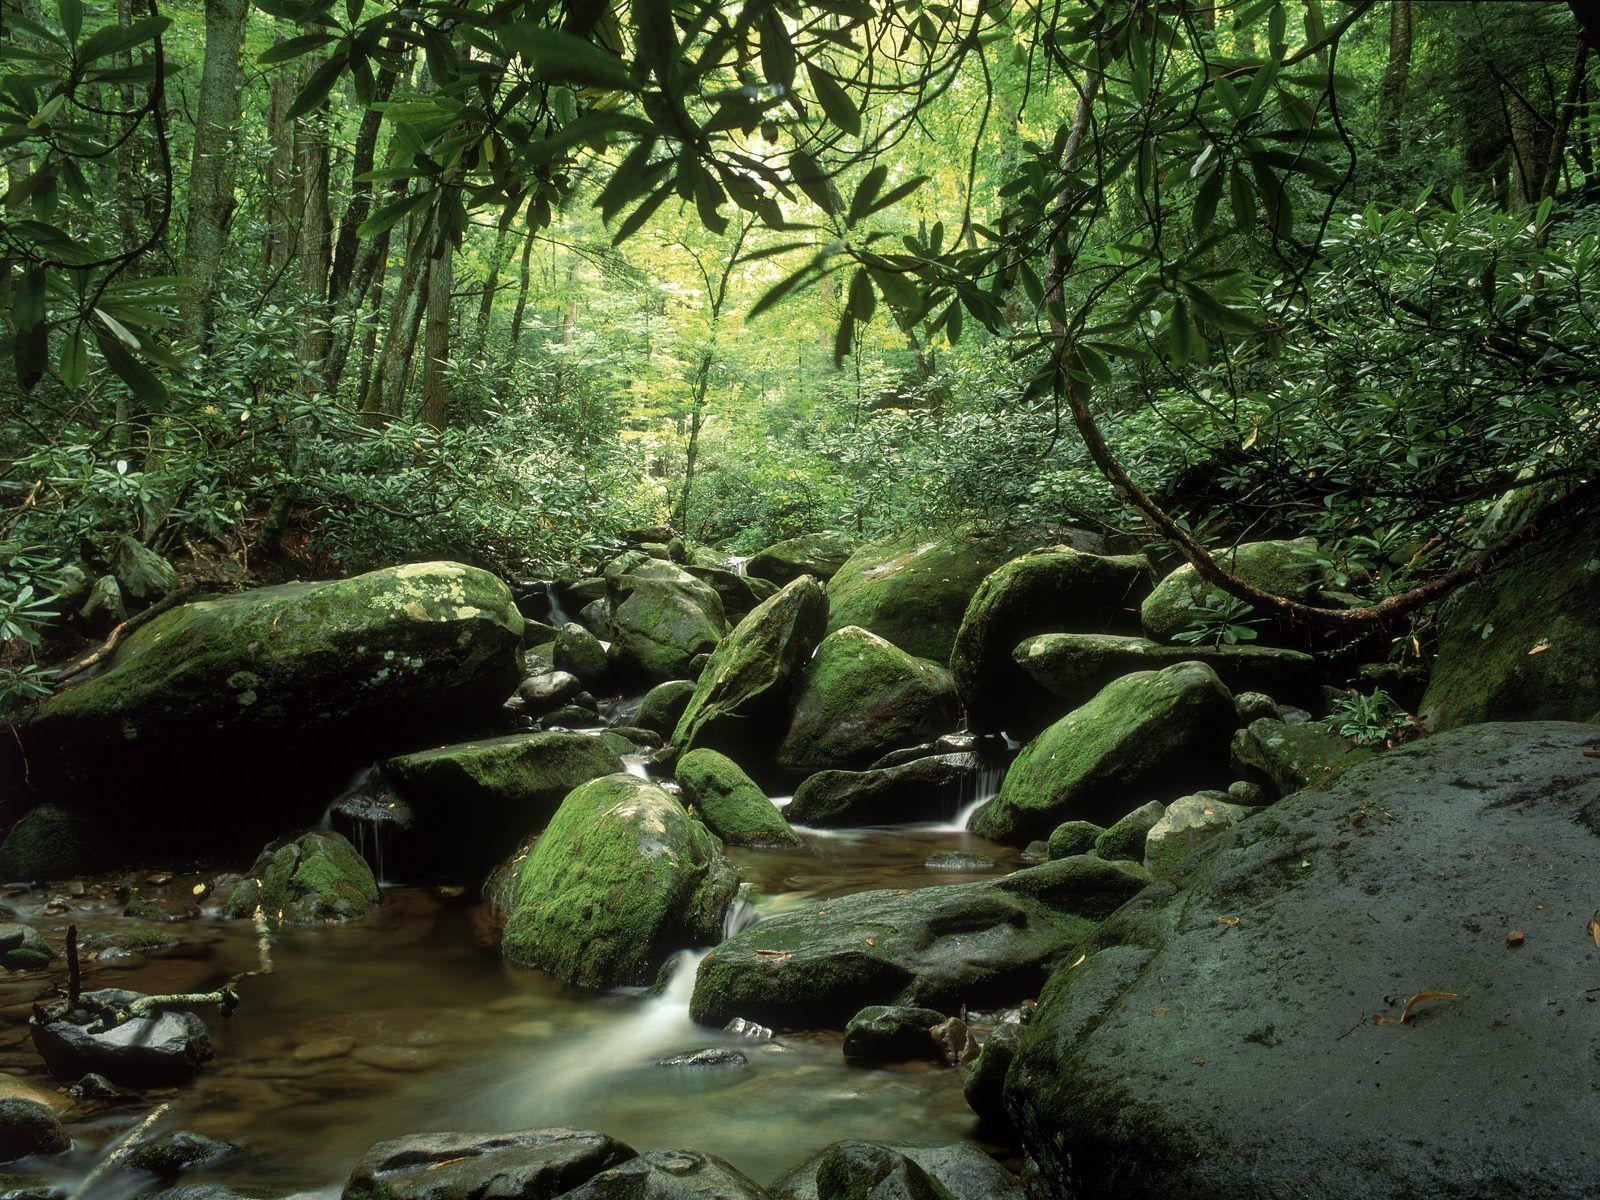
[0,821,1019,1197]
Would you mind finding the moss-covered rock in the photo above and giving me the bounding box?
[605,556,727,684]
[786,754,985,827]
[1092,801,1167,862]
[561,1149,769,1200]
[0,924,57,971]
[0,805,108,881]
[842,1005,945,1062]
[746,531,861,586]
[827,524,1094,663]
[1419,503,1600,729]
[684,566,778,620]
[636,679,696,737]
[501,774,739,988]
[0,1098,70,1162]
[972,662,1237,845]
[1229,717,1372,799]
[689,855,1149,1030]
[225,830,379,925]
[1015,632,1319,713]
[553,622,609,685]
[78,573,125,629]
[1142,791,1252,877]
[672,577,829,762]
[110,534,177,606]
[776,626,959,774]
[950,548,1150,737]
[772,1140,1022,1200]
[1046,820,1103,860]
[381,731,624,878]
[674,749,800,848]
[12,563,525,855]
[1140,539,1327,644]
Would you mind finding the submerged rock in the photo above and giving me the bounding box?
[973,662,1237,844]
[0,1098,69,1162]
[122,1131,238,1177]
[776,626,959,774]
[786,754,984,827]
[1229,717,1372,799]
[31,988,213,1086]
[746,531,861,586]
[1140,538,1327,644]
[342,1127,635,1200]
[1004,721,1600,1200]
[559,1148,769,1200]
[689,856,1149,1030]
[501,774,739,988]
[224,830,379,924]
[653,1048,748,1069]
[771,1141,1022,1200]
[675,749,800,848]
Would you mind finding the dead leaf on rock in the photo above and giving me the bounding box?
[1192,1057,1205,1066]
[1152,1007,1171,1016]
[1528,642,1550,655]
[1217,915,1240,926]
[1588,912,1600,948]
[1398,991,1460,1024]
[1506,930,1525,947]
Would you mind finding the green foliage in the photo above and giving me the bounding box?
[1172,588,1263,648]
[1328,688,1414,748]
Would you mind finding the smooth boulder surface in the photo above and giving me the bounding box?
[1142,792,1252,876]
[685,565,779,620]
[771,1141,1021,1200]
[606,555,727,683]
[689,856,1149,1030]
[776,627,958,774]
[1140,538,1326,644]
[501,775,739,988]
[224,830,379,924]
[1420,502,1600,729]
[950,548,1149,738]
[11,563,525,850]
[636,679,696,737]
[973,663,1237,844]
[110,534,178,605]
[675,749,800,848]
[1230,717,1372,799]
[1003,721,1600,1200]
[826,523,1101,664]
[672,577,829,762]
[341,1128,635,1200]
[31,988,213,1086]
[558,1148,770,1200]
[0,804,107,881]
[0,1098,69,1162]
[786,754,985,827]
[381,731,623,878]
[553,622,610,685]
[746,531,861,586]
[1015,632,1318,713]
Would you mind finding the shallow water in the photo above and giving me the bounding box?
[0,823,1021,1196]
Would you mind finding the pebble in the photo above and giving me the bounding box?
[350,1045,438,1072]
[292,1037,356,1063]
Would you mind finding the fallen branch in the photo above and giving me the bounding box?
[54,584,199,684]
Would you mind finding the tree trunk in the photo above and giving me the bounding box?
[470,225,513,360]
[1378,0,1412,157]
[180,0,249,346]
[366,227,430,418]
[327,54,400,302]
[507,229,537,362]
[294,68,333,393]
[417,240,455,428]
[264,54,298,273]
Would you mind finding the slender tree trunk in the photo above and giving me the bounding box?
[366,228,429,417]
[327,53,400,301]
[1508,80,1548,211]
[507,229,537,362]
[417,241,455,428]
[356,275,385,407]
[1378,0,1412,157]
[1539,39,1591,199]
[294,74,333,393]
[470,225,512,359]
[181,0,249,346]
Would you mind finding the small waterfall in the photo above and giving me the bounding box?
[723,892,758,938]
[727,555,749,576]
[323,767,412,885]
[622,756,652,780]
[929,764,1006,833]
[545,582,572,627]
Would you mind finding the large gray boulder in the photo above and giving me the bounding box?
[605,554,728,683]
[746,531,861,586]
[1004,721,1600,1200]
[342,1128,635,1200]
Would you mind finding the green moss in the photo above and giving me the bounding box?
[1229,718,1373,799]
[1047,820,1104,860]
[745,531,860,586]
[225,831,378,924]
[1093,801,1167,862]
[1140,539,1326,644]
[0,805,105,881]
[637,679,695,736]
[675,748,800,847]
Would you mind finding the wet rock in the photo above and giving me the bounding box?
[973,662,1236,845]
[675,750,800,848]
[501,774,739,988]
[786,754,984,827]
[224,830,378,924]
[0,1099,69,1163]
[962,1021,1023,1131]
[1233,690,1280,721]
[342,1127,635,1200]
[558,1148,769,1200]
[672,578,829,762]
[9,563,525,858]
[1093,801,1166,863]
[381,730,623,878]
[636,680,696,738]
[923,852,994,871]
[1420,503,1600,728]
[579,598,612,639]
[536,704,601,730]
[520,670,583,713]
[122,1131,238,1177]
[723,1018,772,1041]
[605,555,728,684]
[771,1140,1021,1200]
[1045,820,1102,860]
[1229,717,1372,799]
[951,547,1150,738]
[746,531,860,586]
[553,623,610,685]
[690,856,1149,1030]
[653,1048,748,1068]
[67,1073,124,1104]
[929,1016,976,1065]
[776,627,959,775]
[1004,721,1600,1200]
[110,534,177,606]
[1143,792,1253,877]
[869,733,995,771]
[0,924,55,971]
[842,1005,945,1062]
[31,987,213,1086]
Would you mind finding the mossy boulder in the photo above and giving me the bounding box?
[684,565,778,620]
[1142,792,1253,877]
[1229,717,1372,799]
[689,855,1150,1030]
[1046,820,1103,860]
[950,548,1150,737]
[12,563,525,855]
[380,731,624,879]
[636,679,696,737]
[0,925,56,971]
[674,749,800,848]
[224,830,379,925]
[786,754,985,827]
[343,1128,635,1200]
[109,534,177,606]
[1092,801,1167,862]
[1140,539,1327,644]
[501,774,739,988]
[1419,503,1600,729]
[672,577,829,762]
[605,555,727,684]
[0,1098,70,1162]
[0,804,108,881]
[842,1005,946,1062]
[772,1140,1022,1200]
[553,622,609,685]
[1002,722,1600,1200]
[972,662,1237,845]
[1015,632,1319,713]
[827,523,1098,664]
[746,531,861,586]
[776,626,959,774]
[561,1149,770,1200]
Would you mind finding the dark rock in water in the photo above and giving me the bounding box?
[929,1016,976,1065]
[224,830,378,924]
[0,924,56,971]
[554,623,610,685]
[675,749,800,848]
[122,1130,238,1177]
[636,680,696,737]
[786,754,984,827]
[536,704,602,730]
[150,1187,255,1200]
[0,804,109,882]
[1045,820,1101,860]
[341,1127,635,1200]
[869,733,996,771]
[746,531,860,586]
[8,563,525,858]
[922,852,994,872]
[31,987,213,1086]
[653,1048,748,1069]
[690,856,1149,1030]
[1004,721,1600,1200]
[1092,801,1166,863]
[67,1073,124,1104]
[0,1098,70,1163]
[962,1021,1023,1132]
[558,1148,768,1200]
[604,727,662,749]
[1229,716,1372,799]
[771,1140,1021,1200]
[842,1005,945,1062]
[814,1143,943,1200]
[501,775,738,988]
